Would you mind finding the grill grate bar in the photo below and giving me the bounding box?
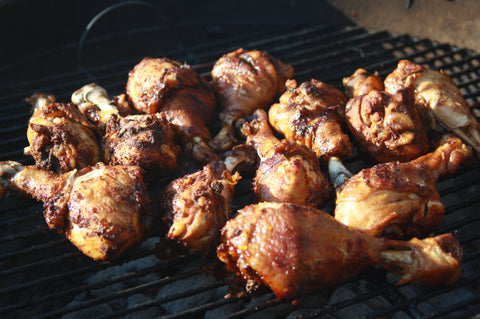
[373,49,479,79]
[0,24,302,98]
[97,279,231,319]
[438,214,480,235]
[0,262,161,314]
[281,30,401,66]
[31,267,208,319]
[443,191,480,215]
[295,42,452,83]
[0,27,373,118]
[155,294,246,319]
[0,226,50,245]
[361,270,480,319]
[0,247,157,294]
[425,294,480,319]
[0,251,82,277]
[285,254,480,319]
[0,237,69,260]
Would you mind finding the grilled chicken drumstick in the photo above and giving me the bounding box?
[242,109,331,208]
[24,94,102,174]
[160,161,240,255]
[126,57,219,165]
[209,48,294,152]
[217,202,462,299]
[0,161,152,260]
[329,134,472,239]
[72,83,180,174]
[71,83,133,131]
[268,79,353,160]
[384,59,480,157]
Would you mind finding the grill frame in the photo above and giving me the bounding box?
[1,24,480,319]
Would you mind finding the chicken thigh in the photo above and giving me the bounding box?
[242,109,331,208]
[209,48,294,152]
[217,202,462,299]
[126,57,219,165]
[268,79,353,160]
[329,134,472,239]
[0,161,152,260]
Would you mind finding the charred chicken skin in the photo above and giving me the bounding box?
[103,113,180,174]
[0,161,152,260]
[209,48,294,152]
[242,109,331,208]
[72,83,181,174]
[344,88,430,163]
[268,79,353,160]
[24,95,102,174]
[217,202,462,299]
[384,59,480,157]
[126,57,219,165]
[329,134,472,239]
[160,161,240,255]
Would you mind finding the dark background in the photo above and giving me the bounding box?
[0,0,353,84]
[1,0,479,85]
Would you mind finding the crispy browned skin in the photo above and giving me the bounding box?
[331,134,472,239]
[72,83,180,174]
[345,89,430,163]
[269,79,353,160]
[242,109,331,208]
[384,59,480,157]
[343,68,384,98]
[217,202,462,299]
[104,113,180,174]
[0,161,151,260]
[24,98,102,174]
[126,57,218,164]
[161,161,240,254]
[333,161,444,239]
[209,48,294,151]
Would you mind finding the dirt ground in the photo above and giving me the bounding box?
[326,0,480,52]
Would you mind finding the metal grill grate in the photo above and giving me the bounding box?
[1,25,480,319]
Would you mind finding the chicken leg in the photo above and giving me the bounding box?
[384,59,480,158]
[242,109,331,208]
[209,48,294,152]
[160,161,241,255]
[0,161,152,260]
[217,202,462,299]
[329,134,472,239]
[126,57,219,165]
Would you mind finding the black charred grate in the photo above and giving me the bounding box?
[1,24,480,319]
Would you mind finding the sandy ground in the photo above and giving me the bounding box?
[326,0,480,52]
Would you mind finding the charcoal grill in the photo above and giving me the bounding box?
[2,16,480,319]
